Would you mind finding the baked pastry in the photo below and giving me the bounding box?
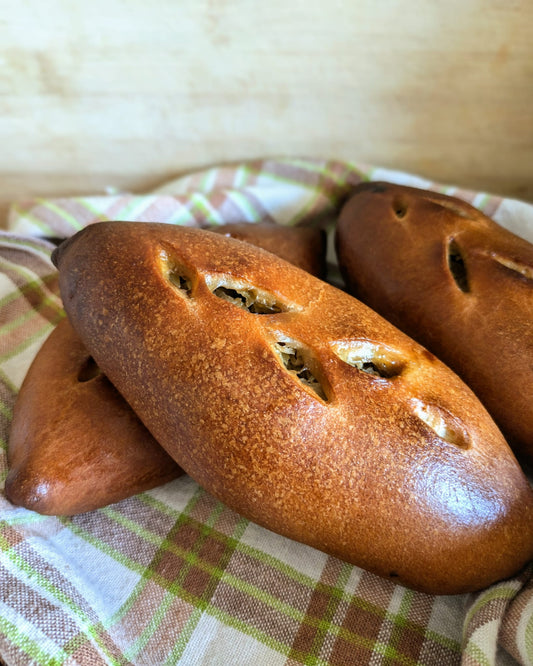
[5,318,182,515]
[5,220,326,515]
[335,182,533,462]
[52,222,533,594]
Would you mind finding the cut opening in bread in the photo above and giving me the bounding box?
[168,270,192,294]
[392,197,408,219]
[431,197,476,219]
[331,341,406,379]
[213,286,284,314]
[167,262,193,297]
[491,254,533,283]
[205,276,300,315]
[447,239,470,292]
[272,338,327,400]
[160,249,194,297]
[411,399,470,449]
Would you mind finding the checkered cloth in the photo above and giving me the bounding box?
[0,158,532,666]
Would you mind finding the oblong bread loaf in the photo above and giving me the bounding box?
[6,220,325,515]
[335,182,533,462]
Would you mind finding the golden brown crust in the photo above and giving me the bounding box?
[6,221,324,515]
[52,222,533,594]
[335,182,533,462]
[5,318,182,515]
[210,222,327,278]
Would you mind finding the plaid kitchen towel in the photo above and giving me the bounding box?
[0,157,532,666]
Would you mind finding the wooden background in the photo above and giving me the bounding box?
[1,0,532,222]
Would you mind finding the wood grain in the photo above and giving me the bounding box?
[0,0,532,224]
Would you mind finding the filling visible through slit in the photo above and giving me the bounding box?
[205,275,299,315]
[447,239,469,292]
[272,340,327,400]
[159,246,193,297]
[411,399,470,449]
[213,286,283,314]
[331,341,405,379]
[167,266,192,295]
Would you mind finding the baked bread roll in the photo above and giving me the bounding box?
[335,182,533,463]
[5,318,182,515]
[5,221,325,515]
[52,222,533,594]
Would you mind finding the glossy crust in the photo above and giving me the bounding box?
[211,222,327,278]
[335,182,533,462]
[53,222,533,594]
[5,319,182,515]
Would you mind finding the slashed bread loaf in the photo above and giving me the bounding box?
[6,220,326,515]
[52,222,533,594]
[336,182,533,463]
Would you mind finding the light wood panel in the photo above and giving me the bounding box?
[1,0,532,222]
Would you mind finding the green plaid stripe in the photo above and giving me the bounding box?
[0,159,530,665]
[0,523,125,664]
[9,158,373,238]
[28,484,463,665]
[462,569,533,666]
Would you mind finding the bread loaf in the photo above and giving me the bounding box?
[335,182,533,463]
[5,318,182,515]
[52,222,533,594]
[5,220,326,515]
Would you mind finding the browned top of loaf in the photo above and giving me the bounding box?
[53,222,533,594]
[335,182,533,460]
